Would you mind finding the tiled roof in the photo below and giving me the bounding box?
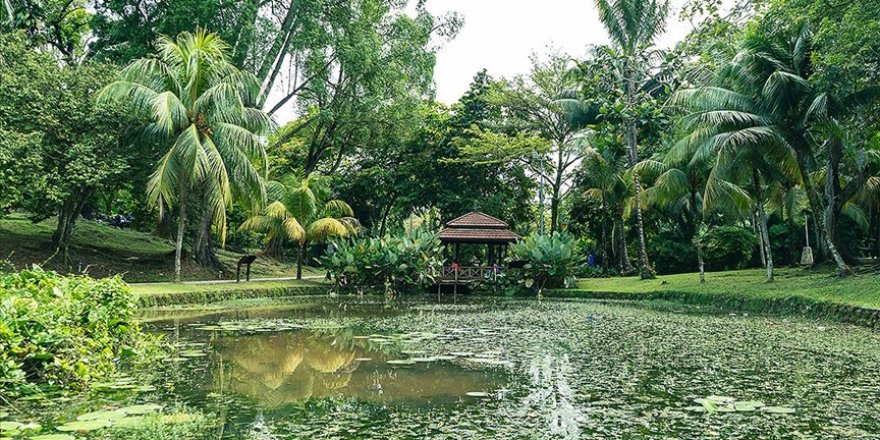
[446,212,508,229]
[439,228,520,243]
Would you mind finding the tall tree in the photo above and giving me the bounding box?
[460,54,596,233]
[99,31,272,281]
[673,24,879,276]
[0,32,135,263]
[594,0,670,279]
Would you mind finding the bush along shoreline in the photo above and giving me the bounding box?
[0,268,164,398]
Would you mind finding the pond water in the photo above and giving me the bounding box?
[7,296,880,439]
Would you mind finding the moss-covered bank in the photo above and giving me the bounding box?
[135,283,331,308]
[546,268,880,328]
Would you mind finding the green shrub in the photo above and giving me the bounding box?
[0,268,161,396]
[507,232,580,295]
[702,226,756,270]
[323,229,443,295]
[647,234,698,275]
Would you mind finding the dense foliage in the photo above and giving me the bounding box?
[506,232,581,295]
[3,0,880,286]
[702,226,757,271]
[323,229,443,295]
[0,269,160,396]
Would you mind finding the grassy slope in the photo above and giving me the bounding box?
[0,214,324,283]
[571,268,880,310]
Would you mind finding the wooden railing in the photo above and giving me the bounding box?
[439,265,505,282]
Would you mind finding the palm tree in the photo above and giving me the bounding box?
[99,30,272,281]
[241,175,358,279]
[594,0,670,279]
[672,25,852,275]
[578,136,634,273]
[637,153,711,282]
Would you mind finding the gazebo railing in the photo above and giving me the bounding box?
[439,265,505,282]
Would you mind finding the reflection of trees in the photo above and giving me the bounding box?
[218,330,362,408]
[216,329,508,409]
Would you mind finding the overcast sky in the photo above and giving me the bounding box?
[269,1,700,122]
[425,0,697,104]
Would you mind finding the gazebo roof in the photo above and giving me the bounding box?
[439,212,520,244]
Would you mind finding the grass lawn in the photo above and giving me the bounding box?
[573,267,880,310]
[0,213,325,283]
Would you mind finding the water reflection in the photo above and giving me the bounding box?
[209,328,507,408]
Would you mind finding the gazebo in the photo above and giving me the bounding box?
[437,212,520,289]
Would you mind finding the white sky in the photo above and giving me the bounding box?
[269,1,700,123]
[426,0,697,104]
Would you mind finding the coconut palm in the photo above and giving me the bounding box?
[98,30,272,281]
[241,175,358,279]
[671,72,799,282]
[594,0,670,279]
[671,24,880,276]
[578,136,634,273]
[637,152,712,282]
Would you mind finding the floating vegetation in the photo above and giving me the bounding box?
[56,419,114,432]
[689,396,795,415]
[8,296,880,439]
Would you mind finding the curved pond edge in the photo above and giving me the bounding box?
[133,282,880,329]
[135,284,332,308]
[544,288,880,328]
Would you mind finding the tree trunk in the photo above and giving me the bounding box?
[793,152,849,276]
[51,189,89,266]
[613,209,634,274]
[600,198,610,270]
[752,170,774,281]
[174,187,189,282]
[754,211,767,268]
[630,159,653,279]
[550,190,560,235]
[192,208,225,275]
[296,242,304,280]
[696,242,706,284]
[265,236,285,260]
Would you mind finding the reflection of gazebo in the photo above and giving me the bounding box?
[438,212,520,289]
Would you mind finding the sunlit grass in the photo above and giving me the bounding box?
[574,268,880,309]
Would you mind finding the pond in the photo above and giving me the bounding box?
[6,296,880,439]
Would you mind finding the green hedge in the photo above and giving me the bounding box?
[136,285,332,308]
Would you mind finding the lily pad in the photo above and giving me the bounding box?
[705,395,736,404]
[56,420,113,432]
[0,422,25,432]
[117,404,163,415]
[29,435,75,440]
[76,410,127,421]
